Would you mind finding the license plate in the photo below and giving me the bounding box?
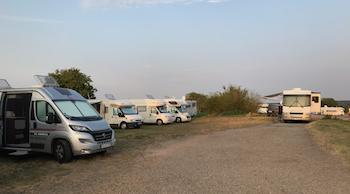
[138,123,143,125]
[100,142,111,149]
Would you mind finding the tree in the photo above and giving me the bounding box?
[321,98,338,107]
[48,68,97,99]
[203,85,261,114]
[185,92,207,113]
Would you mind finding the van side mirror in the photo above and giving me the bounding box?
[46,112,55,124]
[118,113,124,117]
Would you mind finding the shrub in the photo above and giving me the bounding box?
[221,109,244,116]
[204,85,261,115]
[196,112,208,117]
[323,115,332,119]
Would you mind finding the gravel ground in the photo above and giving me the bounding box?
[21,123,350,193]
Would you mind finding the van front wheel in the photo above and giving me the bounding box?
[176,117,181,123]
[120,122,128,129]
[53,140,72,163]
[156,119,163,125]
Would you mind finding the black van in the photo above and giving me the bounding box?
[267,103,282,116]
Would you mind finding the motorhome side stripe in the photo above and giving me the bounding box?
[30,128,57,131]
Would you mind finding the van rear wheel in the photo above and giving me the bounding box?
[53,140,72,163]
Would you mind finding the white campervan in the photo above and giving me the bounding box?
[88,99,144,129]
[128,99,173,125]
[184,100,197,117]
[0,75,116,163]
[163,99,191,123]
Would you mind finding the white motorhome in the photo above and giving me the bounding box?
[0,75,116,163]
[88,99,144,129]
[184,100,197,117]
[282,88,312,122]
[163,99,191,123]
[128,99,173,125]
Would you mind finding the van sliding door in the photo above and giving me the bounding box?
[4,93,31,146]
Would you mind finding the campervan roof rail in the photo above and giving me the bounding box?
[0,79,11,89]
[34,75,60,88]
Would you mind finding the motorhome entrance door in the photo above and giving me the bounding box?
[4,93,31,146]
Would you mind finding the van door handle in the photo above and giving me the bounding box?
[33,122,37,129]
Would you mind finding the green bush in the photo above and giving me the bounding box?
[323,115,334,120]
[203,85,261,115]
[196,112,208,117]
[222,109,244,116]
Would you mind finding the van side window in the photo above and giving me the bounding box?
[137,106,146,112]
[151,107,157,113]
[113,108,121,115]
[171,107,176,113]
[36,101,56,122]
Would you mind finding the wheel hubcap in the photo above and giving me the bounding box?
[56,145,64,159]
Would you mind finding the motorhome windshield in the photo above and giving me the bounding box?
[283,95,311,107]
[54,100,102,121]
[176,106,186,113]
[120,107,137,115]
[157,106,168,113]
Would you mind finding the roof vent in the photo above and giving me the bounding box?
[0,79,11,89]
[34,75,60,88]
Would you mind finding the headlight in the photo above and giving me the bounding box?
[70,125,91,132]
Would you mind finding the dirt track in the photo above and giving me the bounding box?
[15,122,350,194]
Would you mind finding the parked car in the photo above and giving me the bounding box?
[267,103,282,116]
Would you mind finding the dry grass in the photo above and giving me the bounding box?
[307,119,350,164]
[0,115,272,192]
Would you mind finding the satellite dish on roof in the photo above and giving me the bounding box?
[146,94,154,99]
[105,94,115,100]
[164,95,171,99]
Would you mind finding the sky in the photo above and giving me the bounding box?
[1,0,349,101]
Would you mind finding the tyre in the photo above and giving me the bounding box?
[156,119,163,125]
[53,140,72,163]
[120,122,128,129]
[176,117,181,123]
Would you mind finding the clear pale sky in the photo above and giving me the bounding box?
[1,0,349,100]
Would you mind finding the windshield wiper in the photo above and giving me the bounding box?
[289,101,304,108]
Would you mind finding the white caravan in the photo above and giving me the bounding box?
[184,100,197,117]
[88,99,144,129]
[163,99,191,123]
[128,99,173,125]
[282,88,312,122]
[0,75,116,163]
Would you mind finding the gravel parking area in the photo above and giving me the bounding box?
[13,123,350,193]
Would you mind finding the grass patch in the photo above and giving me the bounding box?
[115,115,272,154]
[307,119,350,163]
[0,115,272,192]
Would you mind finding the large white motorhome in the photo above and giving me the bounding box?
[88,99,144,129]
[163,98,191,123]
[0,75,116,163]
[282,88,312,122]
[184,100,197,117]
[128,99,173,125]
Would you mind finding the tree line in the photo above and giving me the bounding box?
[48,68,350,116]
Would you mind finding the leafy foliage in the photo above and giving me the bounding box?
[48,68,97,99]
[185,92,207,113]
[202,85,261,114]
[321,98,338,107]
